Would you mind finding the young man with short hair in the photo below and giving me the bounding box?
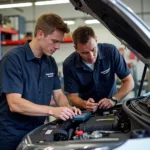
[0,13,81,150]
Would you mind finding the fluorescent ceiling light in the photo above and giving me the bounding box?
[64,20,75,25]
[85,19,100,24]
[0,2,32,9]
[35,0,69,6]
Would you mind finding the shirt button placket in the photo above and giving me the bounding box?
[38,76,42,93]
[93,71,99,91]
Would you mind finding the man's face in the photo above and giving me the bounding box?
[38,29,64,56]
[75,37,98,64]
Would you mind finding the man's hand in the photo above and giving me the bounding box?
[85,98,98,112]
[49,107,75,121]
[71,106,81,115]
[98,98,115,109]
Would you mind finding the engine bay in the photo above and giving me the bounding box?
[17,96,150,150]
[25,106,133,144]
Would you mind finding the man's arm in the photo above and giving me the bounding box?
[68,93,86,109]
[6,93,53,116]
[68,93,98,112]
[52,89,70,107]
[113,74,134,100]
[99,74,134,109]
[53,89,81,115]
[6,93,77,120]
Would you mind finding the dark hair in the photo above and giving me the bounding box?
[72,26,96,47]
[34,13,70,37]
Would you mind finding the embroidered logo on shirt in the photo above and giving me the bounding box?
[101,68,110,74]
[46,73,54,77]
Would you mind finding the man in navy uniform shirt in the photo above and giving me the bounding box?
[63,26,134,112]
[0,13,80,150]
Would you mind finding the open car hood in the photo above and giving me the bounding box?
[70,0,150,68]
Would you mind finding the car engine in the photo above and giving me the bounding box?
[17,96,150,150]
[23,107,132,144]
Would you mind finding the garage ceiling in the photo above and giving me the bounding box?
[0,0,149,17]
[0,0,36,4]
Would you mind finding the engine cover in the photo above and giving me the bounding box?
[79,115,118,132]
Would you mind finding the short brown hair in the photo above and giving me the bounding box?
[34,13,70,37]
[72,26,96,47]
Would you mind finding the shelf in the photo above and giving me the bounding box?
[1,38,72,46]
[0,27,18,34]
[1,40,26,46]
[1,37,72,46]
[63,37,72,43]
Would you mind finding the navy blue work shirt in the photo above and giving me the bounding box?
[0,42,61,149]
[63,43,130,102]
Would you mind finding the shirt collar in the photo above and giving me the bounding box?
[97,43,105,60]
[75,52,85,68]
[24,42,36,61]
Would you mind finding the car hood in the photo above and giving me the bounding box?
[70,0,150,68]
